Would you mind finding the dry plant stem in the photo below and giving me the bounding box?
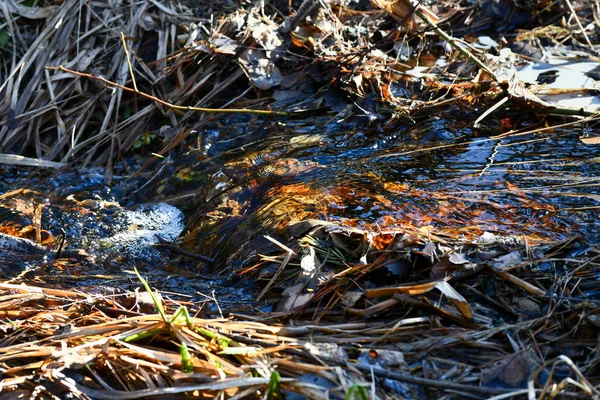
[355,364,507,396]
[564,0,594,49]
[45,66,291,117]
[415,9,497,81]
[0,153,66,168]
[121,32,138,92]
[492,269,546,297]
[256,235,299,301]
[418,8,599,118]
[71,376,295,400]
[355,365,592,399]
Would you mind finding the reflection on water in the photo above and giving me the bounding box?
[187,116,600,246]
[0,113,598,309]
[1,115,599,280]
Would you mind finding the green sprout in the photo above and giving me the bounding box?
[267,370,282,400]
[180,342,194,373]
[346,384,368,400]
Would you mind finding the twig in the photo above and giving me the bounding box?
[152,241,215,266]
[564,0,594,50]
[256,236,297,302]
[45,66,292,117]
[355,364,509,395]
[120,32,138,92]
[492,269,546,297]
[417,9,600,118]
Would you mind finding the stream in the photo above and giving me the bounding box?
[1,112,599,310]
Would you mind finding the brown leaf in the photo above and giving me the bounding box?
[370,0,439,27]
[434,281,473,320]
[365,280,438,298]
[506,70,551,109]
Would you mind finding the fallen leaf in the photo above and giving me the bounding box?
[482,351,538,389]
[435,281,473,320]
[276,283,314,312]
[211,35,240,55]
[341,291,363,307]
[580,136,600,145]
[238,49,283,90]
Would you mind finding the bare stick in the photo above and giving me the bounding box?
[121,32,138,92]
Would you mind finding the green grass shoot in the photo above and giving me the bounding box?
[267,370,282,400]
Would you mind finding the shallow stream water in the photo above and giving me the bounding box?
[183,114,600,250]
[1,113,599,308]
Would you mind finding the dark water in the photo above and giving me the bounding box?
[187,115,600,246]
[1,114,599,304]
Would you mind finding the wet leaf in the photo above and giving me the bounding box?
[384,182,410,193]
[482,351,538,389]
[506,181,523,194]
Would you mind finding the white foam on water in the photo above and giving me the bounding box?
[96,203,184,261]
